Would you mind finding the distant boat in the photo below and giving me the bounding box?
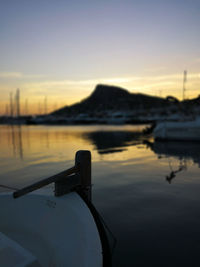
[153,70,200,141]
[0,151,112,267]
[153,117,200,141]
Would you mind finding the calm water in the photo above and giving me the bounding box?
[1,125,200,267]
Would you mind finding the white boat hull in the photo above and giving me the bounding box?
[0,190,103,267]
[153,119,200,141]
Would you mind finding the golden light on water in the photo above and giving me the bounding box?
[0,124,200,191]
[0,125,152,164]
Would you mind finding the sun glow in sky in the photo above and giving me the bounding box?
[1,0,200,115]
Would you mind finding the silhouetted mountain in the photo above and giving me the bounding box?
[51,84,169,116]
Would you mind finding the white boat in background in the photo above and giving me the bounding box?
[153,117,200,141]
[0,151,112,267]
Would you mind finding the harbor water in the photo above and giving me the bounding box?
[0,125,200,267]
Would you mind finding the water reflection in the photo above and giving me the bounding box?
[145,140,200,183]
[0,125,148,161]
[146,140,200,165]
[9,125,23,159]
[165,159,187,183]
[84,130,146,154]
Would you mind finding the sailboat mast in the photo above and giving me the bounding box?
[182,70,187,100]
[16,88,20,118]
[10,92,13,117]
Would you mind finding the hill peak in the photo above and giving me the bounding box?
[51,83,169,116]
[90,84,130,100]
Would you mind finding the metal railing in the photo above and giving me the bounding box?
[13,150,91,200]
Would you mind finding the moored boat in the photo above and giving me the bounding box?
[153,117,200,141]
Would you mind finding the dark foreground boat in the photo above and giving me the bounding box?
[0,151,112,267]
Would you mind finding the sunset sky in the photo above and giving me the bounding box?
[1,0,200,115]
